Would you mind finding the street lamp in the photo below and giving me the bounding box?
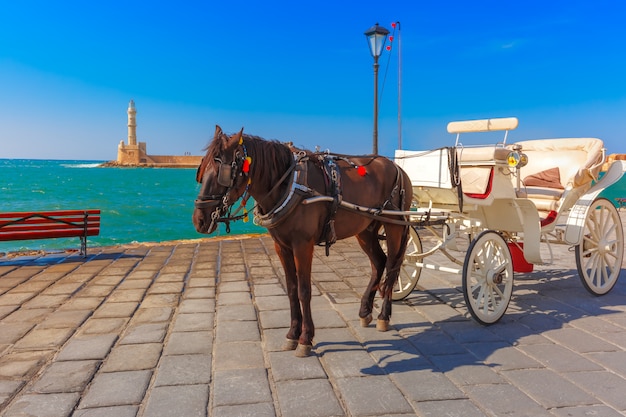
[364,22,389,154]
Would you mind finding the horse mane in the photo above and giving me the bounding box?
[242,134,296,191]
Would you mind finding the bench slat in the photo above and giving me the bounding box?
[0,209,100,220]
[0,222,100,233]
[0,217,101,227]
[0,228,101,241]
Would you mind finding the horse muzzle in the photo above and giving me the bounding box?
[192,204,220,234]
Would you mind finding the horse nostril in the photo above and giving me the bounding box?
[192,210,205,232]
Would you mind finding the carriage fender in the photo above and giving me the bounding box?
[514,198,544,264]
[564,160,626,245]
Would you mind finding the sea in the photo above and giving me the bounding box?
[1,159,625,254]
[0,159,265,253]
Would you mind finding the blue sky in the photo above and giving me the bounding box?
[1,0,625,160]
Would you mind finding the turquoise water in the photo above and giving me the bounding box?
[0,159,265,253]
[1,159,625,253]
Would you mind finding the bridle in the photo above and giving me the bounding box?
[194,138,250,232]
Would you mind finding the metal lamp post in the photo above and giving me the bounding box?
[364,22,389,154]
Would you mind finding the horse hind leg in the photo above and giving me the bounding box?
[377,224,410,332]
[356,227,386,327]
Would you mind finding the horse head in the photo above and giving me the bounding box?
[192,125,250,234]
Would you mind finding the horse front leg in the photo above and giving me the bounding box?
[356,228,386,328]
[274,242,301,351]
[293,241,315,357]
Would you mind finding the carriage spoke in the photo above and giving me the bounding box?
[476,285,487,310]
[605,222,617,237]
[487,287,496,313]
[471,279,484,295]
[492,262,507,275]
[591,212,602,239]
[493,284,505,299]
[591,254,601,287]
[486,286,499,314]
[597,254,609,285]
[481,290,490,315]
[583,248,596,270]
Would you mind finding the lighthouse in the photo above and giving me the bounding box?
[127,99,137,146]
[116,99,145,165]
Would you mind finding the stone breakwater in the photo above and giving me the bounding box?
[99,158,201,169]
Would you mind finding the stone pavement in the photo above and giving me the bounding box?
[1,230,626,417]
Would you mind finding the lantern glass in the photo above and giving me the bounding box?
[364,23,389,58]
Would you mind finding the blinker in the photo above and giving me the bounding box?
[217,163,233,187]
[195,157,205,183]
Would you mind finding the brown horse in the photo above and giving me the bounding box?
[193,126,413,356]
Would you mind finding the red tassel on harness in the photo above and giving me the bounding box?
[357,166,366,176]
[242,157,251,173]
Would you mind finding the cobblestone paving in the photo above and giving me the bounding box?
[1,226,626,416]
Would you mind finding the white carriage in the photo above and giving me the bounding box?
[393,117,625,325]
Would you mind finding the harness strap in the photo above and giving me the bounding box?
[318,156,342,256]
[449,147,463,212]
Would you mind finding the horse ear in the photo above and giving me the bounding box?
[230,127,244,146]
[214,125,223,138]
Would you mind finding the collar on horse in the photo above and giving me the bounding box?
[254,151,312,228]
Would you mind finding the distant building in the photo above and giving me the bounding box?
[114,100,202,167]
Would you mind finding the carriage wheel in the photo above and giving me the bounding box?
[462,231,513,325]
[392,226,423,301]
[575,198,624,295]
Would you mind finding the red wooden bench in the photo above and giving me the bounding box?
[0,209,101,256]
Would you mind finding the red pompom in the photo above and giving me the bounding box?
[242,158,251,173]
[357,166,366,176]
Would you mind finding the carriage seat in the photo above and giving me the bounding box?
[456,146,510,195]
[512,138,604,213]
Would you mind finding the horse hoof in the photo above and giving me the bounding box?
[376,319,390,332]
[282,339,298,351]
[360,314,373,327]
[295,344,313,357]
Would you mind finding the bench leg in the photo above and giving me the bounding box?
[80,236,87,257]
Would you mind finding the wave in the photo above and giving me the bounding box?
[61,163,103,168]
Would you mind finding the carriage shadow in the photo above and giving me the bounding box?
[321,267,626,376]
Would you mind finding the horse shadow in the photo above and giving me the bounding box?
[317,266,626,376]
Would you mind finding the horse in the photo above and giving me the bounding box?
[193,126,413,357]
